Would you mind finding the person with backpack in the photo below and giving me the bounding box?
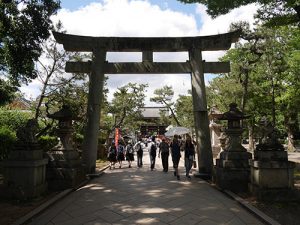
[149,136,157,171]
[134,139,144,167]
[107,141,117,169]
[125,141,134,168]
[183,134,195,179]
[159,138,170,172]
[170,134,181,180]
[117,143,125,168]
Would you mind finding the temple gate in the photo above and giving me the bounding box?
[53,31,240,176]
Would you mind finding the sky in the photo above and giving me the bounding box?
[20,0,258,106]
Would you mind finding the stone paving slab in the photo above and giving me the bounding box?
[26,151,266,225]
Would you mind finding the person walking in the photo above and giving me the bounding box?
[134,139,144,168]
[159,138,170,172]
[117,143,125,168]
[107,141,117,169]
[184,135,195,179]
[170,134,181,180]
[149,136,157,171]
[125,141,134,168]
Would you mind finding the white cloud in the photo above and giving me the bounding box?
[21,0,258,105]
[54,0,198,37]
[196,3,258,36]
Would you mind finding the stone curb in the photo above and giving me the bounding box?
[197,176,281,225]
[12,164,110,225]
[223,190,281,225]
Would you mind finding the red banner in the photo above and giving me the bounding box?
[115,128,119,147]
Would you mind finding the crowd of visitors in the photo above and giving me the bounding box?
[107,134,196,180]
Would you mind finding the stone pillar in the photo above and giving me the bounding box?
[215,103,252,192]
[250,119,295,201]
[83,49,106,173]
[1,119,48,199]
[189,48,213,178]
[209,122,222,158]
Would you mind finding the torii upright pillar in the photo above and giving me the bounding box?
[82,49,106,173]
[190,48,213,177]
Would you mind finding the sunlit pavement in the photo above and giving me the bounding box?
[27,150,264,225]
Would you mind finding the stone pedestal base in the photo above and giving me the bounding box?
[215,151,252,192]
[47,167,85,190]
[249,185,300,201]
[46,149,86,191]
[250,158,295,200]
[1,159,48,199]
[215,167,250,192]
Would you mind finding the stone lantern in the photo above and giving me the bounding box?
[249,117,295,200]
[214,103,252,192]
[46,105,85,190]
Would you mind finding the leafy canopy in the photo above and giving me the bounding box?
[0,0,60,86]
[178,0,300,26]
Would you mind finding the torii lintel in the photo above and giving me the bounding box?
[53,30,240,52]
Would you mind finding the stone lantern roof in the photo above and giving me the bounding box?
[219,103,249,121]
[219,103,249,129]
[48,105,79,121]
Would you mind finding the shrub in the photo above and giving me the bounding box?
[0,109,33,130]
[38,135,58,152]
[0,126,16,160]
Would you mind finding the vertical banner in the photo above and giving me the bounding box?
[115,128,119,147]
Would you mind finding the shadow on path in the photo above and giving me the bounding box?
[27,153,264,225]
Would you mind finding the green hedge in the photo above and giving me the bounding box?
[0,126,16,160]
[38,135,58,152]
[0,110,33,130]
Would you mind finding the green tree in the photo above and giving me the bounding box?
[208,24,300,150]
[109,82,148,136]
[33,22,80,120]
[0,79,16,106]
[0,0,60,106]
[0,0,60,86]
[150,85,181,126]
[178,0,300,26]
[174,91,194,128]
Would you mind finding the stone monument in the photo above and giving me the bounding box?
[215,103,252,192]
[249,117,295,201]
[1,119,48,199]
[46,105,85,190]
[209,107,223,158]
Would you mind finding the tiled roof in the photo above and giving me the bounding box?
[141,107,168,118]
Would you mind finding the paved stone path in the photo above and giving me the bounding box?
[27,151,265,225]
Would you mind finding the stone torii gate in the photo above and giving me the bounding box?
[53,31,240,176]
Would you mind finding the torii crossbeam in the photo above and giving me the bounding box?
[53,31,240,176]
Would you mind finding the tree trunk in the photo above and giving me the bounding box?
[241,69,249,113]
[248,121,255,151]
[271,77,276,126]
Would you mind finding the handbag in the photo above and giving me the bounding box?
[193,160,197,168]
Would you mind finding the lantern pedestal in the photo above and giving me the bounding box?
[249,149,296,201]
[215,129,252,192]
[249,118,297,201]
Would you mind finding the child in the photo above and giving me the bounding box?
[125,141,134,168]
[108,141,117,169]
